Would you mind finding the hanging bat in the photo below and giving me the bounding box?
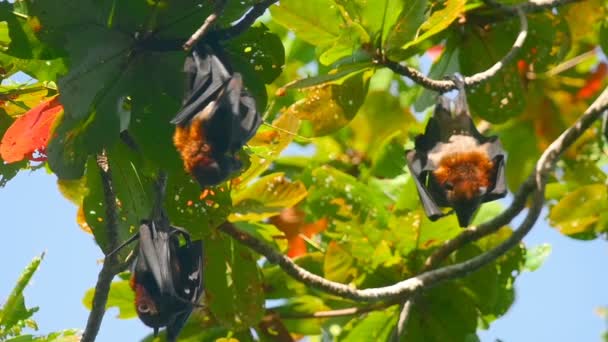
[110,222,203,341]
[172,43,261,187]
[406,77,507,227]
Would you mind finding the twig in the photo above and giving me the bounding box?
[390,296,419,342]
[81,152,124,342]
[183,0,227,51]
[216,0,278,40]
[219,87,608,302]
[273,300,399,319]
[379,6,528,92]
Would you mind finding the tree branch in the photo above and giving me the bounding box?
[81,152,123,342]
[216,0,278,41]
[220,87,608,302]
[183,0,227,51]
[379,6,528,92]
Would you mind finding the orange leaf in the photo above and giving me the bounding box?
[577,63,607,100]
[0,96,63,163]
[269,208,327,258]
[426,45,444,62]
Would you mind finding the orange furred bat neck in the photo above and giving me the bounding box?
[173,115,214,173]
[131,276,160,316]
[433,151,494,201]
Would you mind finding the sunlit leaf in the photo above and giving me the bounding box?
[82,279,136,319]
[549,184,608,238]
[230,172,308,222]
[523,243,552,272]
[286,71,370,136]
[0,96,61,163]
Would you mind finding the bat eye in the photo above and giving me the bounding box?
[478,186,488,195]
[444,182,454,191]
[138,303,151,313]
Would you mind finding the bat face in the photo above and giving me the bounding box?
[130,222,204,341]
[406,83,507,227]
[172,44,262,187]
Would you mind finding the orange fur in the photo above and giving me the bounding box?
[173,115,214,174]
[433,151,494,201]
[132,282,159,315]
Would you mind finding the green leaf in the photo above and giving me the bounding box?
[82,144,154,253]
[233,222,288,253]
[402,0,465,51]
[324,242,355,283]
[230,172,308,222]
[272,295,330,335]
[370,131,407,178]
[549,183,608,238]
[282,62,374,90]
[459,12,570,123]
[286,71,370,136]
[342,307,398,341]
[384,0,429,54]
[307,166,391,228]
[82,279,136,319]
[0,253,43,333]
[238,111,301,186]
[524,243,552,272]
[270,0,366,65]
[601,19,608,57]
[224,24,286,111]
[205,232,265,329]
[413,39,460,112]
[334,0,404,44]
[406,284,479,342]
[270,0,343,48]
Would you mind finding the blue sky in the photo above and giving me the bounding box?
[1,170,607,341]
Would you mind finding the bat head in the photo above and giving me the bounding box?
[190,154,242,187]
[406,78,507,227]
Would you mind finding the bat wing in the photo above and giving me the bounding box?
[171,49,231,125]
[485,154,507,201]
[406,150,446,220]
[166,237,203,342]
[137,222,177,296]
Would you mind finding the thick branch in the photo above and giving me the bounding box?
[183,0,227,50]
[216,0,278,40]
[220,87,608,302]
[81,153,123,342]
[380,6,528,92]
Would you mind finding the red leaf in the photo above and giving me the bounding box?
[426,45,444,62]
[0,96,63,163]
[269,208,327,258]
[577,63,607,100]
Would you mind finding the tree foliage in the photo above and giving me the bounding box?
[0,0,607,341]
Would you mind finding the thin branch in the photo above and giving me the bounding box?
[273,300,399,319]
[216,0,278,40]
[219,87,608,302]
[81,152,123,342]
[544,49,597,78]
[390,296,418,342]
[502,0,581,13]
[183,0,227,51]
[379,6,528,92]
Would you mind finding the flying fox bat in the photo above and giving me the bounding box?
[172,43,261,187]
[111,222,203,341]
[406,77,507,227]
